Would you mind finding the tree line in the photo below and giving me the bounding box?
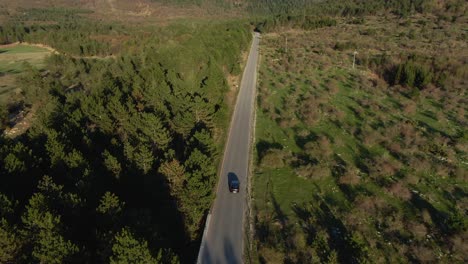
[0,8,126,56]
[250,0,466,32]
[253,15,337,33]
[247,0,459,17]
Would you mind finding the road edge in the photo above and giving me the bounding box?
[244,33,260,264]
[196,32,255,264]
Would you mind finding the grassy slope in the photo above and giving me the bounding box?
[0,44,50,73]
[253,14,467,263]
[0,44,50,104]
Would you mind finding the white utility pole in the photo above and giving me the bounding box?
[285,35,288,53]
[353,50,358,69]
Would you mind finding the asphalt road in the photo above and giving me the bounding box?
[199,32,260,264]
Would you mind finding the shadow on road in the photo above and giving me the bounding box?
[201,242,212,264]
[223,237,239,264]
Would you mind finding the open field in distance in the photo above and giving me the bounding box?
[0,44,50,73]
[0,44,51,104]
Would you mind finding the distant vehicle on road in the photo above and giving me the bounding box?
[229,180,240,193]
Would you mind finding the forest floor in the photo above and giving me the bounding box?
[252,14,467,263]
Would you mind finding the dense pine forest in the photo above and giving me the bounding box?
[0,6,251,262]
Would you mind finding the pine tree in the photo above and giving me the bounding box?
[0,219,20,263]
[124,142,154,174]
[109,228,159,264]
[21,193,79,263]
[159,159,186,198]
[103,150,122,179]
[97,192,125,218]
[132,112,171,150]
[45,130,67,168]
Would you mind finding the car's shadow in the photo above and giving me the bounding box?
[227,172,239,189]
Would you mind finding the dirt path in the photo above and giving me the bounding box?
[3,109,35,138]
[107,0,117,13]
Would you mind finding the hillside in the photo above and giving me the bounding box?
[252,6,467,264]
[0,0,245,23]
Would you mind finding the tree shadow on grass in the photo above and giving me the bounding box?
[336,184,359,203]
[330,119,343,130]
[409,192,452,235]
[347,106,363,120]
[290,151,318,168]
[291,204,315,245]
[292,197,366,264]
[256,140,283,161]
[353,144,371,175]
[270,191,297,262]
[255,186,295,263]
[416,120,452,139]
[331,154,347,178]
[420,110,437,120]
[452,187,467,200]
[293,130,318,150]
[270,192,288,234]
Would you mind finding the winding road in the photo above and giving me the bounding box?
[198,32,260,264]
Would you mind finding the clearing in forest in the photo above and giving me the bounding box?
[0,43,51,103]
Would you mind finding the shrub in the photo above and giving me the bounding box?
[386,181,411,201]
[333,41,357,51]
[260,149,286,169]
[0,105,8,131]
[339,167,361,185]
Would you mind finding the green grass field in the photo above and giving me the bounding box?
[0,44,51,104]
[0,44,50,74]
[0,44,50,54]
[253,14,467,263]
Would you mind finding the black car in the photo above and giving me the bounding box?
[229,180,240,193]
